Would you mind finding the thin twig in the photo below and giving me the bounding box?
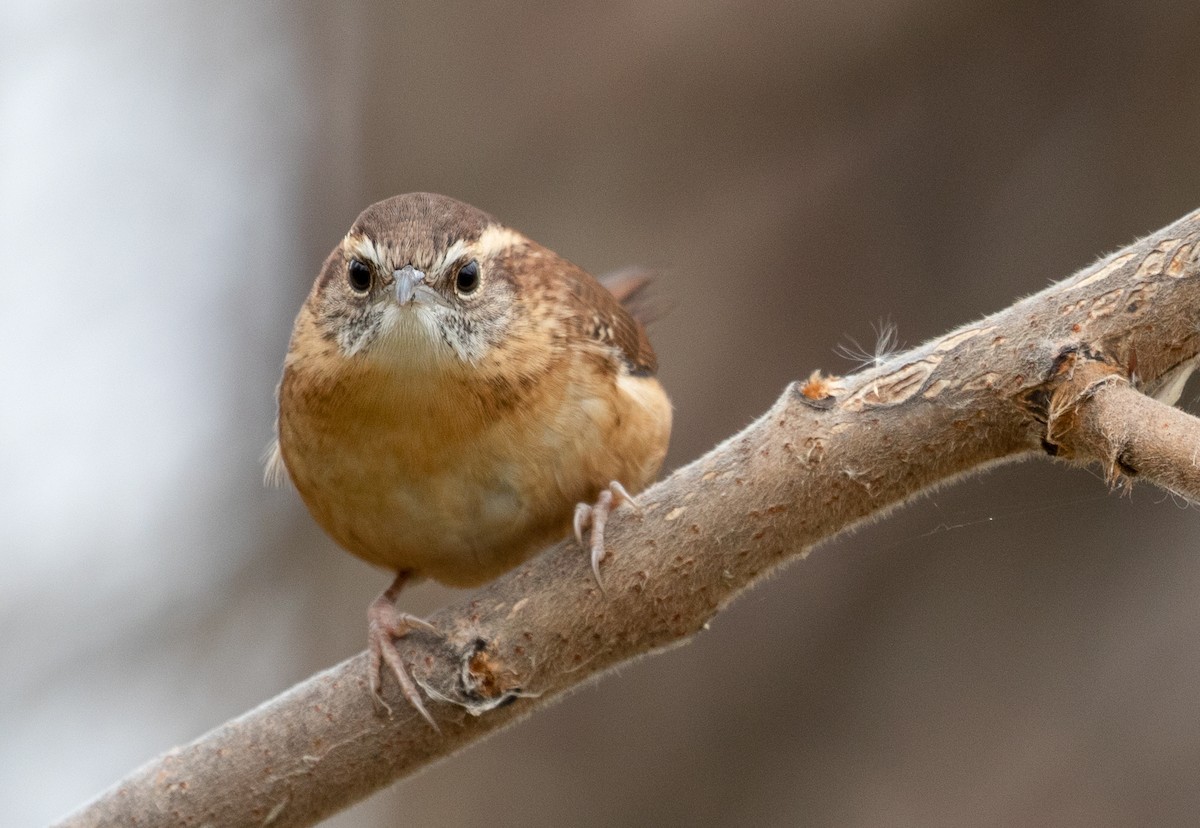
[1050,362,1200,500]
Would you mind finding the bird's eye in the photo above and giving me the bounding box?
[347,259,372,293]
[455,260,481,295]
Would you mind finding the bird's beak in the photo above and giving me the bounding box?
[393,265,426,306]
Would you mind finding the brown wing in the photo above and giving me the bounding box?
[567,266,658,376]
[598,267,665,327]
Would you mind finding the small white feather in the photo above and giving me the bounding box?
[262,437,291,488]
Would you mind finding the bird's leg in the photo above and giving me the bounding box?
[367,569,439,728]
[574,480,641,587]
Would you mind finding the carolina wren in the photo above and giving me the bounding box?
[268,193,671,723]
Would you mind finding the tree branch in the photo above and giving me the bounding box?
[1049,360,1200,500]
[58,208,1200,828]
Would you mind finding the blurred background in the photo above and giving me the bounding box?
[5,1,1200,825]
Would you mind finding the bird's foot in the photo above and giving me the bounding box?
[573,480,641,587]
[367,573,440,729]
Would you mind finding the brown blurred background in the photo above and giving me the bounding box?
[6,1,1200,825]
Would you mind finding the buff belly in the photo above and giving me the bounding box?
[278,364,670,587]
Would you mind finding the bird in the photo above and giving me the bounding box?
[267,193,671,725]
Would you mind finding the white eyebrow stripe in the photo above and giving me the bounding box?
[341,223,527,276]
[436,238,470,275]
[474,225,526,260]
[432,225,525,275]
[343,233,386,267]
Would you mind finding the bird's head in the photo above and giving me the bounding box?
[306,192,538,371]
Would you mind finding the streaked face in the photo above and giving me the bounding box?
[311,194,527,368]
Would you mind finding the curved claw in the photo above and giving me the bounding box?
[574,480,640,590]
[588,488,614,585]
[573,502,592,548]
[367,571,441,731]
[608,480,641,511]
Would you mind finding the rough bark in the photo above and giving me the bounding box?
[58,208,1200,827]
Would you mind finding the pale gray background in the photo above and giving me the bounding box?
[6,1,1200,825]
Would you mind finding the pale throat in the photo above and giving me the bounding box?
[335,222,532,370]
